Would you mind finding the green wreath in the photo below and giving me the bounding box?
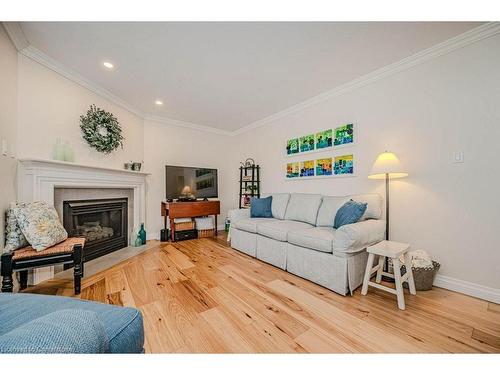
[80,104,124,154]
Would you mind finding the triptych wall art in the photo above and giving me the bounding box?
[285,123,355,179]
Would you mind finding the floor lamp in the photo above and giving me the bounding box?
[368,151,408,241]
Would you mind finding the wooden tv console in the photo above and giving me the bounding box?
[161,200,220,242]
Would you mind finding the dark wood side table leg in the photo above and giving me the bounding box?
[170,218,175,242]
[214,215,218,237]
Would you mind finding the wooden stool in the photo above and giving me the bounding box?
[1,238,85,295]
[361,240,416,310]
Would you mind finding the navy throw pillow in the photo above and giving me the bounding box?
[334,200,367,229]
[250,196,273,218]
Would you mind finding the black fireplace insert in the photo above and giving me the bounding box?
[63,198,128,262]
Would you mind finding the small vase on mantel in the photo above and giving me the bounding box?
[138,223,147,245]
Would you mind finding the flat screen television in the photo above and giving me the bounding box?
[165,165,218,201]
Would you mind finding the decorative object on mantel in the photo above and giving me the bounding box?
[80,104,124,154]
[124,161,133,170]
[132,162,142,171]
[52,138,75,162]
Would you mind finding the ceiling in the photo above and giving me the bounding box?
[19,22,482,132]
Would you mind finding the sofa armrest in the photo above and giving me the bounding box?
[0,309,108,354]
[333,219,386,254]
[228,208,251,223]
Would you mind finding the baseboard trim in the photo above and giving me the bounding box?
[434,275,500,304]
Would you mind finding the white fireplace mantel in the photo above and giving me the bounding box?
[17,158,150,284]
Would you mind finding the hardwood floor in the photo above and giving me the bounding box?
[24,234,500,353]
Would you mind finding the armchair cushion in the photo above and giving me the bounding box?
[0,309,108,354]
[333,219,386,254]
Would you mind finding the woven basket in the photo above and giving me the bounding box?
[174,221,195,231]
[401,261,440,291]
[198,229,215,238]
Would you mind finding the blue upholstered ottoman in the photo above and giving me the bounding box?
[0,293,144,353]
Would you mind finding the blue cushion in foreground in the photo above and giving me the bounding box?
[250,196,273,218]
[0,293,144,353]
[334,200,368,229]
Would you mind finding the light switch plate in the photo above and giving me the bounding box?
[453,151,464,163]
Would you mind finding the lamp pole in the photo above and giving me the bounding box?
[385,172,389,240]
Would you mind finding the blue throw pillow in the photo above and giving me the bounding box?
[250,196,273,218]
[334,200,367,229]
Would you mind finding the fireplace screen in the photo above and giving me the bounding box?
[63,198,128,262]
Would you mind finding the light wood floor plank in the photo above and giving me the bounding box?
[23,235,500,353]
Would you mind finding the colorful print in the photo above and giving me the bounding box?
[299,134,315,153]
[286,138,299,155]
[334,154,354,175]
[286,162,300,178]
[333,124,354,146]
[300,160,315,177]
[315,129,333,150]
[316,158,333,176]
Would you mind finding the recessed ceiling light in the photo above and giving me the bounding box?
[103,61,114,69]
[155,100,163,106]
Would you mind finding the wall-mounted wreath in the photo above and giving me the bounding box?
[80,104,124,154]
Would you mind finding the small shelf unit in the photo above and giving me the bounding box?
[239,165,261,209]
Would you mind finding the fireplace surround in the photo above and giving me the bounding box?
[17,158,149,284]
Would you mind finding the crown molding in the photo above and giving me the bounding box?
[143,114,233,136]
[20,45,146,118]
[2,22,29,51]
[5,22,500,137]
[232,22,500,136]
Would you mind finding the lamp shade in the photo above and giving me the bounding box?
[368,151,408,180]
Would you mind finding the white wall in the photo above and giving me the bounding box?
[232,34,500,292]
[17,55,144,169]
[143,120,233,238]
[0,25,18,254]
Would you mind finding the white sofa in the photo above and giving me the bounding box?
[228,193,385,295]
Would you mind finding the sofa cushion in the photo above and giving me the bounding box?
[284,193,323,225]
[0,293,144,353]
[347,194,382,220]
[333,219,386,254]
[257,220,312,242]
[315,196,350,227]
[232,218,278,233]
[270,193,290,219]
[334,200,367,229]
[250,196,273,218]
[287,227,336,253]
